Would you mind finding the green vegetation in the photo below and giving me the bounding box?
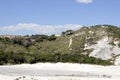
[0,51,112,65]
[106,25,120,39]
[1,25,119,65]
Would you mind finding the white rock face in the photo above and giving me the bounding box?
[114,56,120,65]
[85,36,120,64]
[88,31,94,34]
[89,36,112,60]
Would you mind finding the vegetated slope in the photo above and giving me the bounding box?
[0,25,120,65]
[66,25,120,65]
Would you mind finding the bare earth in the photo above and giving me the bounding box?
[0,63,120,80]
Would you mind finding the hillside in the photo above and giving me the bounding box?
[0,25,120,65]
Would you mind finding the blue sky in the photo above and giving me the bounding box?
[0,0,120,35]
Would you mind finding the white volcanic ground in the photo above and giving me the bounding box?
[84,36,120,65]
[0,63,120,80]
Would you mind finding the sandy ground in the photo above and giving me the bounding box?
[0,63,120,80]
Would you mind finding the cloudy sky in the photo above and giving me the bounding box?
[0,0,119,35]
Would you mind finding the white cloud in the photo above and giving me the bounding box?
[76,0,93,4]
[0,23,82,35]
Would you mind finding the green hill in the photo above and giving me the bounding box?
[0,25,120,65]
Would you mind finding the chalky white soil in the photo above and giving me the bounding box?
[0,63,120,80]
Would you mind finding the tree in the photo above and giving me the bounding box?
[48,34,56,41]
[62,30,74,36]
